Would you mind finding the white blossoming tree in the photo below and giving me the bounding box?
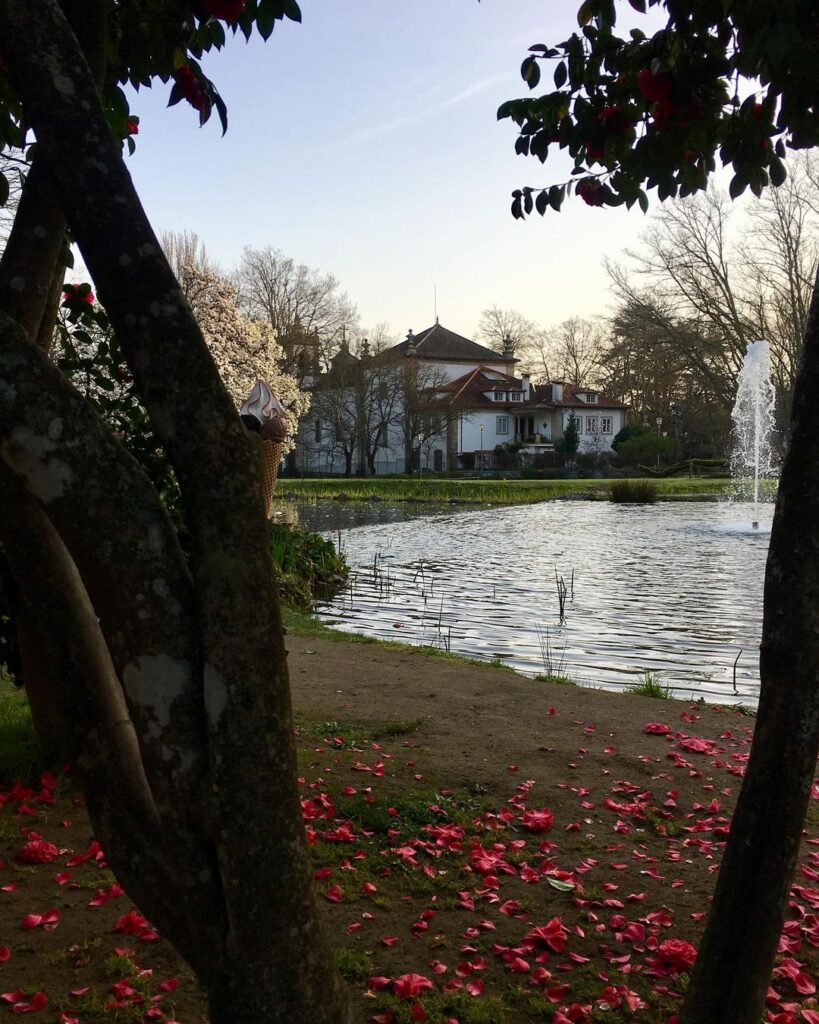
[177,260,310,451]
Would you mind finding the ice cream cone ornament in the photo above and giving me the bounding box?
[240,379,288,515]
[240,379,288,443]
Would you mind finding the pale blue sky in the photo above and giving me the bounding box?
[125,0,663,337]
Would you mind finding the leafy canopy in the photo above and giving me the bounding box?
[499,0,819,217]
[0,0,301,196]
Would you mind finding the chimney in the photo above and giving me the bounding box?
[502,334,515,360]
[551,381,564,402]
[521,372,531,400]
[406,328,416,357]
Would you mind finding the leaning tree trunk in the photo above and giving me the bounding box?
[679,267,819,1024]
[0,0,108,758]
[0,2,351,1021]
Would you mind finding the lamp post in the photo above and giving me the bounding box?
[656,415,663,468]
[479,423,484,476]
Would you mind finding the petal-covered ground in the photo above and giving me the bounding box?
[1,636,818,1023]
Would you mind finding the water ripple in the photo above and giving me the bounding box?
[313,501,772,706]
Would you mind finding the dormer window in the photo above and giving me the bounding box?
[493,391,506,401]
[583,393,597,404]
[510,392,523,402]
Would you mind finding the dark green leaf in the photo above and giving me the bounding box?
[256,0,278,40]
[214,93,228,136]
[521,56,541,89]
[281,0,302,22]
[554,61,567,88]
[535,190,548,215]
[729,172,748,199]
[577,0,596,27]
[0,172,8,207]
[769,156,787,187]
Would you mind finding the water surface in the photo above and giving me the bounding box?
[313,501,772,705]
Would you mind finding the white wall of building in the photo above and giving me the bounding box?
[561,408,625,453]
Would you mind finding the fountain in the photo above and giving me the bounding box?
[731,339,777,528]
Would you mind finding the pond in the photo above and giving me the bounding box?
[302,500,772,706]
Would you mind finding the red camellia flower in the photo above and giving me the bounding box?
[577,179,606,207]
[524,917,569,953]
[62,283,94,306]
[174,66,206,112]
[126,119,139,135]
[638,68,672,103]
[392,974,434,1000]
[521,808,554,832]
[16,839,60,864]
[203,0,246,21]
[650,938,698,975]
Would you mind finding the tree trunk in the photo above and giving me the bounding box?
[0,0,108,753]
[0,3,352,1020]
[679,267,819,1024]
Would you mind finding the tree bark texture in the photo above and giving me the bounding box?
[0,2,351,1020]
[679,268,819,1024]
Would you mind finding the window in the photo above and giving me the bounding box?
[496,416,509,435]
[314,418,322,442]
[584,393,597,403]
[601,416,613,434]
[493,391,506,401]
[510,392,523,402]
[585,416,599,433]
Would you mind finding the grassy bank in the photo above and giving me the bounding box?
[276,476,734,506]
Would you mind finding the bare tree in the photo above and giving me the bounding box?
[476,304,552,378]
[740,157,818,414]
[351,326,402,475]
[476,304,536,351]
[549,316,608,385]
[608,166,818,432]
[236,245,358,382]
[398,359,460,472]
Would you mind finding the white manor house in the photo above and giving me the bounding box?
[294,322,628,475]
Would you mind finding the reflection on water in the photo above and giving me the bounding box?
[306,500,772,705]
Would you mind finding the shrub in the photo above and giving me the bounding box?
[267,522,348,609]
[609,480,658,503]
[557,414,580,455]
[612,422,649,450]
[616,433,676,465]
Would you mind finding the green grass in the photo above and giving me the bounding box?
[625,670,671,699]
[534,672,575,685]
[0,673,41,782]
[275,476,732,507]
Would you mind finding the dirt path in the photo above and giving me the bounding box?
[288,635,745,794]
